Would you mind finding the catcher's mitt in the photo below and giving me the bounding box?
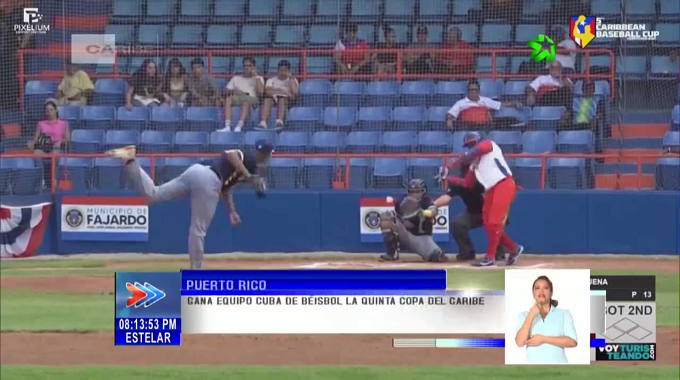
[398,195,422,220]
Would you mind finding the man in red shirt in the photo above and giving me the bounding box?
[435,27,474,74]
[333,22,372,75]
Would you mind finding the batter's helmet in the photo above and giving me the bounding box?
[462,131,481,148]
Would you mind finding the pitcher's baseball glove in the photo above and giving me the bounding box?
[248,175,267,198]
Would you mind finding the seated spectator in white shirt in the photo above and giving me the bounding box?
[526,61,574,108]
[546,27,577,74]
[446,80,520,129]
[259,60,299,129]
[218,57,264,132]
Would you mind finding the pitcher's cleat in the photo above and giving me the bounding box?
[106,145,136,163]
[506,245,524,266]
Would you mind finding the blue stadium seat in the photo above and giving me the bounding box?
[417,131,451,153]
[317,0,347,19]
[489,131,522,153]
[531,106,566,129]
[510,57,529,73]
[346,131,380,153]
[287,106,323,130]
[558,131,594,153]
[495,107,530,124]
[299,79,332,107]
[160,157,199,184]
[185,107,220,132]
[112,0,142,21]
[419,0,448,20]
[71,129,104,153]
[244,130,277,149]
[0,158,42,195]
[57,106,81,127]
[413,24,443,43]
[94,157,126,190]
[384,0,415,20]
[435,81,467,106]
[426,106,449,130]
[306,56,333,74]
[140,131,173,153]
[663,131,680,149]
[209,131,242,152]
[341,157,372,190]
[457,24,478,42]
[206,25,238,47]
[180,0,210,21]
[364,81,400,107]
[660,0,680,17]
[277,131,309,153]
[479,78,503,99]
[651,56,679,76]
[116,106,149,130]
[211,58,232,75]
[311,131,346,153]
[174,131,208,153]
[82,106,115,130]
[547,158,586,190]
[393,106,425,130]
[274,25,306,47]
[574,80,610,97]
[267,158,301,189]
[104,25,134,45]
[522,0,551,16]
[104,130,139,151]
[523,131,556,153]
[351,0,380,19]
[400,80,435,107]
[94,79,127,106]
[171,25,203,47]
[476,56,507,73]
[323,107,357,130]
[591,0,621,17]
[515,25,545,44]
[373,158,407,189]
[138,25,169,45]
[481,25,511,45]
[655,157,680,190]
[283,0,313,19]
[24,80,58,116]
[146,0,176,20]
[302,158,335,189]
[249,0,278,19]
[308,25,339,46]
[616,56,647,77]
[625,0,655,18]
[150,107,183,131]
[333,81,364,107]
[408,157,442,190]
[0,160,10,195]
[356,23,374,42]
[57,157,91,191]
[214,0,246,20]
[240,25,271,47]
[655,24,680,45]
[672,105,680,129]
[513,158,543,189]
[268,56,301,74]
[358,107,391,131]
[381,131,415,153]
[583,55,612,71]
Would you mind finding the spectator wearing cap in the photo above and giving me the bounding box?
[549,26,578,74]
[333,22,372,75]
[373,26,404,76]
[259,60,299,129]
[187,57,220,107]
[404,25,436,74]
[446,80,521,129]
[54,60,94,106]
[435,27,475,75]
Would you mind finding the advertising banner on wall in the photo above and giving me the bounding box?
[61,196,149,241]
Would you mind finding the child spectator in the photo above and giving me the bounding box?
[259,60,299,129]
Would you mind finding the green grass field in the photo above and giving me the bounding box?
[1,259,678,379]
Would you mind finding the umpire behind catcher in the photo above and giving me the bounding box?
[434,163,510,262]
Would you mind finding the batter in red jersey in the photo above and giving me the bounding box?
[446,132,524,267]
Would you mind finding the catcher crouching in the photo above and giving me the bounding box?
[379,179,448,263]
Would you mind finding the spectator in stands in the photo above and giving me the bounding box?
[160,58,189,107]
[54,60,94,106]
[404,25,435,74]
[27,100,70,153]
[126,59,162,109]
[548,27,577,74]
[446,80,521,130]
[435,27,474,75]
[526,61,573,108]
[333,22,372,75]
[187,58,219,107]
[219,57,264,132]
[259,60,298,129]
[373,26,403,76]
[570,80,600,131]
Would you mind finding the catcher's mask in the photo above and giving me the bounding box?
[407,179,427,199]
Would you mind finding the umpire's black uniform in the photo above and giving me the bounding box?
[447,181,509,261]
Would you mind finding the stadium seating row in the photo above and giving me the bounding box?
[2,155,678,194]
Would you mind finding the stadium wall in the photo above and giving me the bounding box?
[33,191,679,256]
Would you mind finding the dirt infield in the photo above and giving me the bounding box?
[1,254,678,366]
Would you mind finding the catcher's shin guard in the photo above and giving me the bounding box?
[380,212,400,261]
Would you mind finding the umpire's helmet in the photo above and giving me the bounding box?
[407,178,427,198]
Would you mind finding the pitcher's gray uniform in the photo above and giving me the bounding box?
[106,142,271,269]
[379,179,448,262]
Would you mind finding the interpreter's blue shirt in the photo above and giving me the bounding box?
[516,307,578,364]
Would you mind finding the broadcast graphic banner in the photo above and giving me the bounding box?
[359,198,450,242]
[61,196,148,241]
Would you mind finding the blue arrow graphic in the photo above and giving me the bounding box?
[143,282,165,308]
[133,282,149,308]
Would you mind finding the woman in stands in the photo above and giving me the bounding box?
[125,59,162,109]
[27,100,70,187]
[160,58,189,107]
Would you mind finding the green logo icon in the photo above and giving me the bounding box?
[527,35,556,64]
